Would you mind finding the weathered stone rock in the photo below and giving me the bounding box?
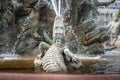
[0,0,115,55]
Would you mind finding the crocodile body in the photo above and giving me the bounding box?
[34,16,82,73]
[41,44,67,73]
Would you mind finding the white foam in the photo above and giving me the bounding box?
[105,50,120,56]
[3,57,20,60]
[77,55,102,60]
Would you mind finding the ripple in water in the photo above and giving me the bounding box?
[91,50,120,74]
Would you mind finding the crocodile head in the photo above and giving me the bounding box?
[53,16,65,46]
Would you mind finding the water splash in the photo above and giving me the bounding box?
[75,55,104,60]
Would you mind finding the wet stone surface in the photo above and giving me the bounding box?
[0,50,120,74]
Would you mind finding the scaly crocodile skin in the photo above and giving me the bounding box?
[41,44,67,73]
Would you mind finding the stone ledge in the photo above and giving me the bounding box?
[0,58,104,69]
[0,73,120,80]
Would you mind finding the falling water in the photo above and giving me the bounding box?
[58,0,61,16]
[11,10,35,54]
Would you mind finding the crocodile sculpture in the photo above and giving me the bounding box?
[34,16,82,73]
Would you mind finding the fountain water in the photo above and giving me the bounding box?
[11,10,35,54]
[35,0,70,17]
[51,0,59,16]
[59,0,61,16]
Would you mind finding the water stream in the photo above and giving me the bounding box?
[59,0,61,16]
[51,0,69,17]
[51,0,59,16]
[11,10,35,54]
